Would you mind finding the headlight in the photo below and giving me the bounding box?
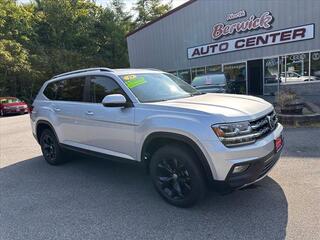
[212,121,255,147]
[3,106,9,109]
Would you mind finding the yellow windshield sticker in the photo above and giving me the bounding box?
[123,75,137,81]
[125,77,146,89]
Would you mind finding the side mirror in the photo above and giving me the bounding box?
[102,94,127,107]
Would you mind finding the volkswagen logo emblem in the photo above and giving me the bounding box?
[267,116,275,129]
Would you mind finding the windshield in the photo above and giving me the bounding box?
[120,73,200,103]
[192,74,226,86]
[0,98,20,104]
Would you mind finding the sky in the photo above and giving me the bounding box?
[96,0,189,9]
[18,0,190,11]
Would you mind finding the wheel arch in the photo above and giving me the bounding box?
[141,132,215,183]
[36,120,59,143]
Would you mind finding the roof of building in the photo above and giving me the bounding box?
[126,0,197,38]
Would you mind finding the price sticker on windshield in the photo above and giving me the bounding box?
[123,75,137,81]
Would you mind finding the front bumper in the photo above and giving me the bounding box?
[201,123,283,182]
[225,142,283,188]
[2,107,27,115]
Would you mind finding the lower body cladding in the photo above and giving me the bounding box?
[202,123,284,189]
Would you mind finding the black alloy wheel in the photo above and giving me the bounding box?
[150,144,206,208]
[156,157,192,200]
[42,133,57,162]
[40,129,66,165]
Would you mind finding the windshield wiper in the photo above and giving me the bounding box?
[190,92,205,96]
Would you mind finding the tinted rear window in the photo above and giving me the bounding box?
[43,82,59,100]
[44,77,86,101]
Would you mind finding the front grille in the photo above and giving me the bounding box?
[7,106,23,110]
[249,110,278,141]
[216,110,279,147]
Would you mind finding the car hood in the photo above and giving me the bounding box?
[151,93,273,122]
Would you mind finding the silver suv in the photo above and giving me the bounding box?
[31,68,284,207]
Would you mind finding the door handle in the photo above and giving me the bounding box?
[53,107,61,112]
[86,111,94,116]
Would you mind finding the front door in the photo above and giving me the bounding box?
[247,59,263,95]
[83,75,136,161]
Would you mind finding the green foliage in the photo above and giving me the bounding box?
[0,0,172,103]
[134,0,172,27]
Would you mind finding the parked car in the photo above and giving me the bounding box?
[31,68,283,207]
[0,97,29,116]
[280,71,320,83]
[191,73,228,93]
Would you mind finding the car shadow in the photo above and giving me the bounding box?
[0,154,288,240]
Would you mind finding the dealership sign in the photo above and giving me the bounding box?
[212,11,274,40]
[187,24,314,59]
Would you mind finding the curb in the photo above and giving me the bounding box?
[278,113,320,125]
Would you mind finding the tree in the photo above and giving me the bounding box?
[0,39,31,96]
[0,0,33,96]
[0,0,134,102]
[93,7,129,68]
[134,0,172,27]
[110,0,135,33]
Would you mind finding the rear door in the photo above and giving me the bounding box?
[82,75,136,160]
[50,76,89,144]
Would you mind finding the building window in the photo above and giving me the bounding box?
[191,67,205,80]
[280,53,310,83]
[177,69,191,83]
[263,57,279,95]
[264,58,279,85]
[206,65,222,73]
[223,62,246,94]
[311,51,320,80]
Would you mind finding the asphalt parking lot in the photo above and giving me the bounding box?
[0,114,319,240]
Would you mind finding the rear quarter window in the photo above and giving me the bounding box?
[43,82,59,100]
[43,77,86,102]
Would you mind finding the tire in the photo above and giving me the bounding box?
[149,144,207,208]
[39,129,66,165]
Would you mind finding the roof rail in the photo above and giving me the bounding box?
[52,67,114,79]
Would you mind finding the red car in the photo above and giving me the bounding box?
[0,97,29,116]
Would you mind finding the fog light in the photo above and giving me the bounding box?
[233,164,249,174]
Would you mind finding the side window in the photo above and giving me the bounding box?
[56,77,86,102]
[288,72,295,77]
[90,76,124,103]
[43,82,59,100]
